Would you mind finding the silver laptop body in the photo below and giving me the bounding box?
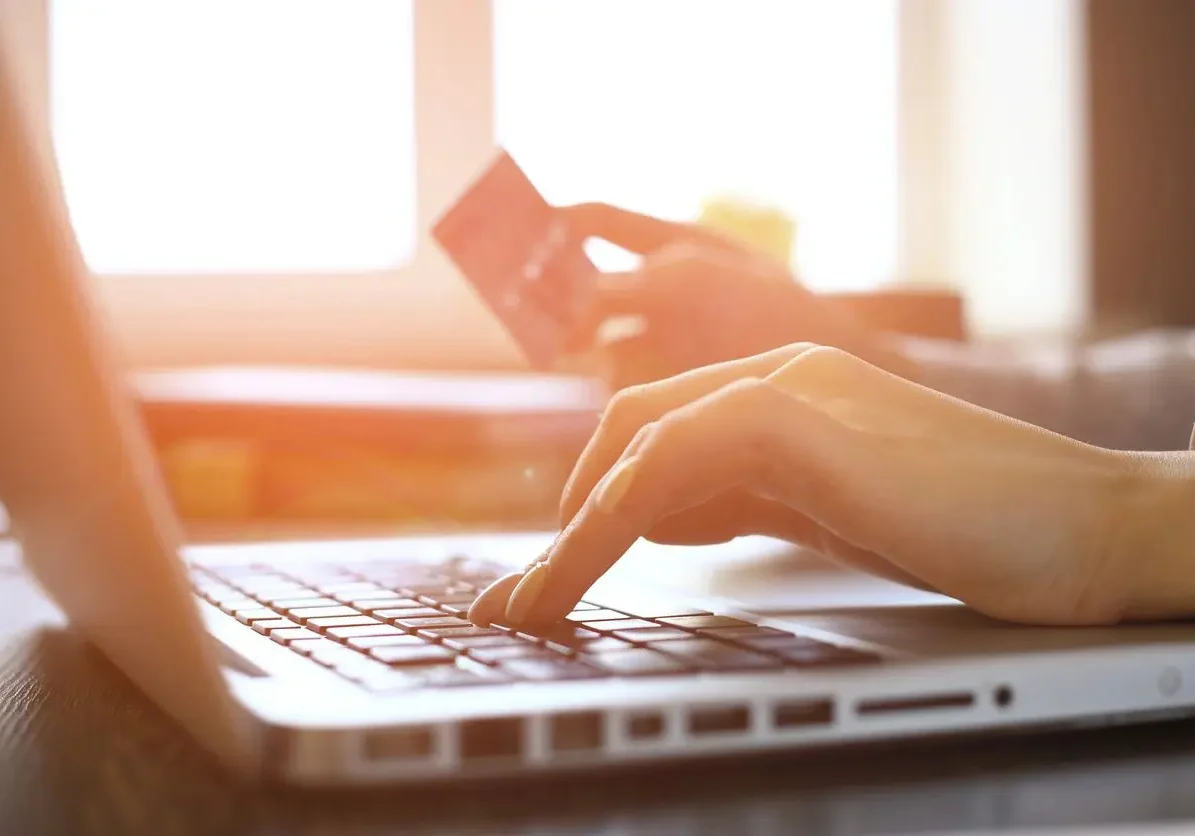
[1,31,1194,787]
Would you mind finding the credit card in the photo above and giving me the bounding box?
[432,150,599,369]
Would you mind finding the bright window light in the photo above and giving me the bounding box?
[495,0,898,290]
[49,0,416,275]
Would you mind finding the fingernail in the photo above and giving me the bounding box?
[595,457,638,513]
[467,572,524,626]
[505,562,550,623]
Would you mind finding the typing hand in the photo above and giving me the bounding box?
[562,203,909,390]
[470,343,1184,628]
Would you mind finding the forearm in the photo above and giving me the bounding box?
[1114,451,1195,620]
[898,329,1195,451]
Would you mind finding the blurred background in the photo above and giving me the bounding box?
[2,0,1194,531]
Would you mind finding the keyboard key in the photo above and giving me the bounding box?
[328,624,405,641]
[234,608,282,624]
[348,634,428,650]
[252,618,299,634]
[308,615,381,630]
[284,568,356,585]
[700,625,792,640]
[583,618,658,634]
[658,615,754,630]
[348,667,416,692]
[349,597,420,613]
[259,590,327,604]
[342,588,404,600]
[584,648,694,676]
[415,625,506,642]
[389,615,468,631]
[623,607,711,620]
[216,598,262,615]
[575,636,638,654]
[332,657,400,686]
[228,572,295,585]
[565,608,629,623]
[370,645,456,666]
[310,642,372,668]
[404,583,474,599]
[289,605,362,620]
[411,661,509,688]
[237,582,307,597]
[612,626,694,644]
[197,564,255,579]
[270,597,341,611]
[270,627,322,644]
[375,608,456,623]
[466,645,549,664]
[442,635,524,651]
[730,634,827,652]
[331,588,391,604]
[658,638,784,670]
[200,587,249,605]
[287,638,341,657]
[317,581,387,597]
[521,624,603,654]
[401,669,503,689]
[416,592,477,608]
[571,601,602,612]
[500,657,606,681]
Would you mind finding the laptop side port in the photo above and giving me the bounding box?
[458,716,523,762]
[550,711,604,753]
[772,698,835,729]
[361,726,435,763]
[687,704,751,736]
[856,691,975,717]
[625,710,667,741]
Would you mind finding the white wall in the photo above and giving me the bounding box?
[901,0,1088,338]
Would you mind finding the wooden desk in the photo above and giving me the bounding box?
[0,545,1194,835]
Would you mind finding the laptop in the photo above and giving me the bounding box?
[2,35,1195,788]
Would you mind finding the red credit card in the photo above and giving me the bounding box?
[432,150,598,369]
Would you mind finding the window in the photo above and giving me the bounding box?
[33,0,919,368]
[494,0,899,290]
[51,0,416,275]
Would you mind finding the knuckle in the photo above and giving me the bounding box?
[791,344,857,375]
[627,418,665,453]
[771,344,866,394]
[643,411,687,449]
[717,376,792,415]
[603,384,653,431]
[781,341,821,360]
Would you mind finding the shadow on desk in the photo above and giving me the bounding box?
[5,627,1195,835]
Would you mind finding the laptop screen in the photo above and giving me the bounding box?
[0,30,248,767]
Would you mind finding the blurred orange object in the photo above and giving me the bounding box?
[136,368,605,525]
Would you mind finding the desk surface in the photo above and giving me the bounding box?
[1,554,1195,835]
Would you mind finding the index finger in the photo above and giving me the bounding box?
[559,342,819,526]
[560,203,735,255]
[524,379,870,622]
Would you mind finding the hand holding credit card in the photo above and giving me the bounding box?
[432,150,599,370]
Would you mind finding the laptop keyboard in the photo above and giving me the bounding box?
[191,557,881,693]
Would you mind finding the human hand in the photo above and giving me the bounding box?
[471,343,1195,628]
[562,203,909,390]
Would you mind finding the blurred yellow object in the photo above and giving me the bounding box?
[698,197,795,263]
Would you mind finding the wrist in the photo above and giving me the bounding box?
[1113,453,1195,621]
